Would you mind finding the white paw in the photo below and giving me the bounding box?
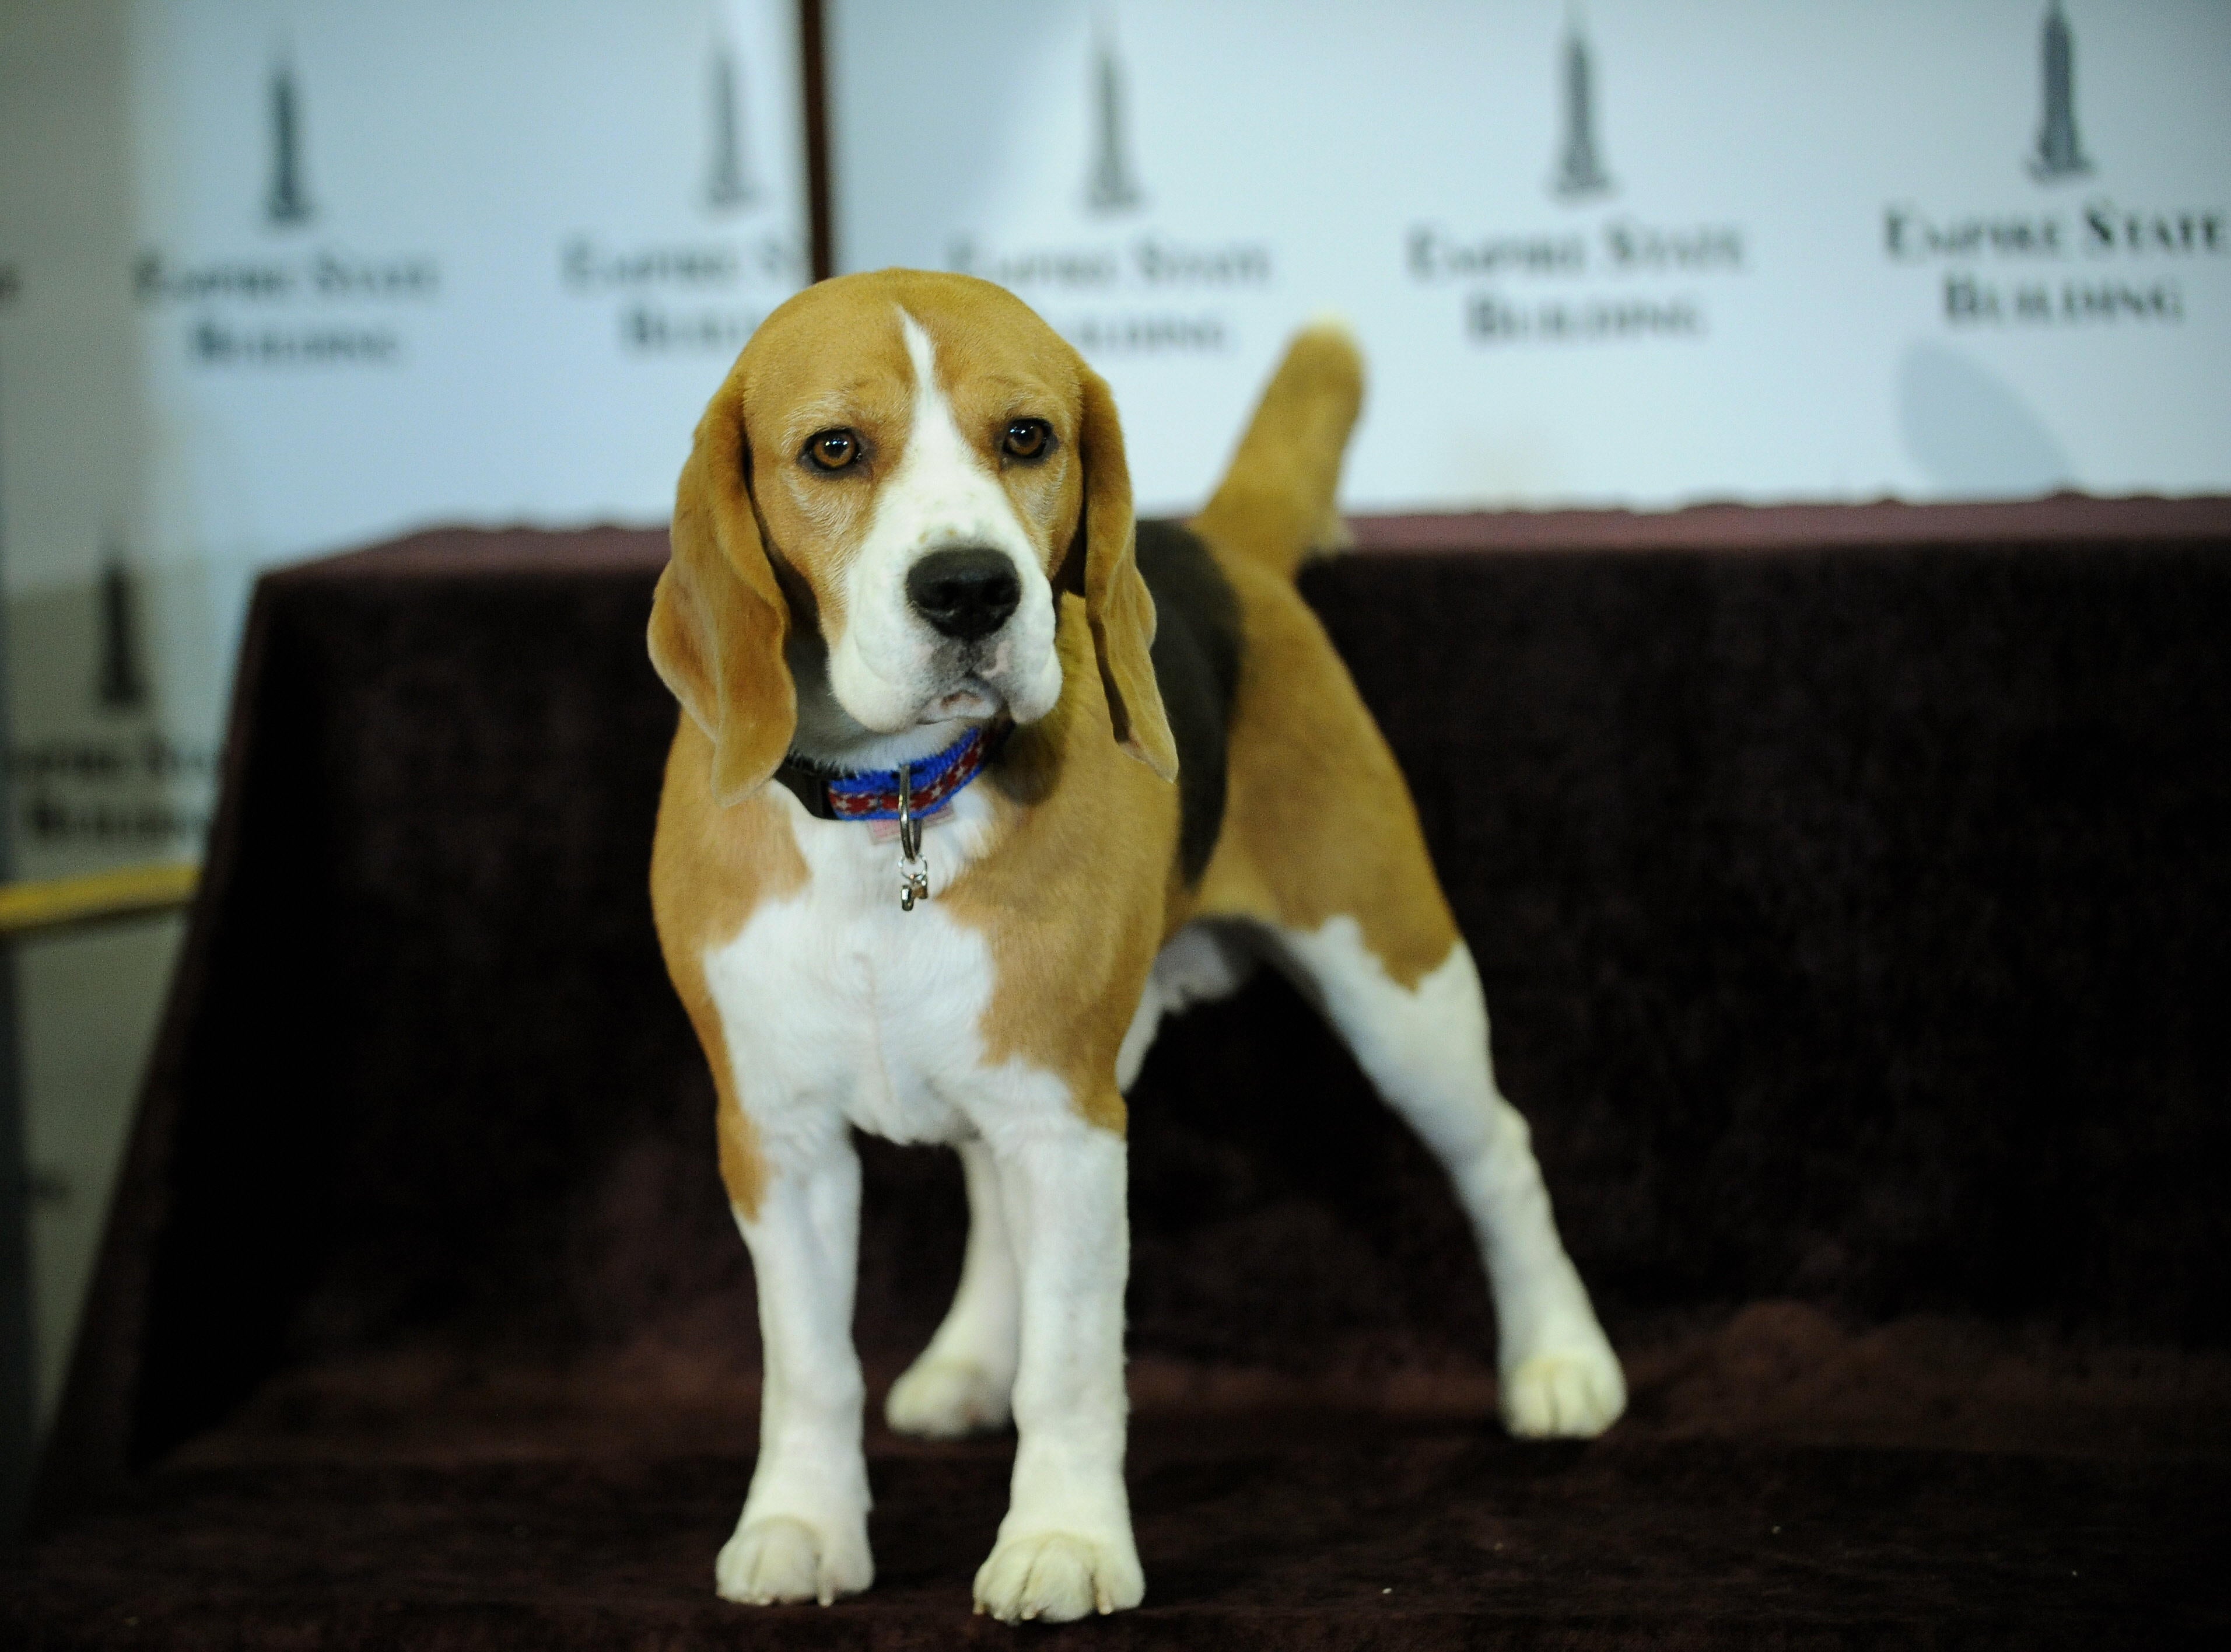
[885,1357,1013,1439]
[1500,1343,1628,1438]
[973,1531,1144,1624]
[715,1515,873,1607]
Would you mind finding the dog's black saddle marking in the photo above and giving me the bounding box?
[1134,519,1241,884]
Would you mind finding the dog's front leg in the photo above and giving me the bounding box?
[972,1107,1144,1623]
[717,1129,874,1607]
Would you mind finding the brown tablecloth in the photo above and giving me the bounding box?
[16,499,2231,1646]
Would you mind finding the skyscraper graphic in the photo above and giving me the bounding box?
[265,54,312,226]
[2029,0,2091,181]
[96,552,148,713]
[1084,20,1143,214]
[706,42,758,211]
[1550,9,1613,201]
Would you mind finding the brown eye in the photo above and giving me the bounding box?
[1002,418,1052,461]
[805,429,858,471]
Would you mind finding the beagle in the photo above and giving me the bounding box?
[647,270,1625,1624]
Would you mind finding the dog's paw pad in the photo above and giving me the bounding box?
[1501,1346,1627,1439]
[716,1516,871,1607]
[885,1357,1011,1439]
[973,1531,1144,1623]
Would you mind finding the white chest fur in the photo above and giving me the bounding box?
[699,781,1069,1164]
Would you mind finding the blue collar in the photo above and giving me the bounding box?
[772,720,1007,821]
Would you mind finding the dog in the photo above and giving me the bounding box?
[646,269,1626,1623]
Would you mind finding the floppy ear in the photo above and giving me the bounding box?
[648,398,796,807]
[1076,366,1179,782]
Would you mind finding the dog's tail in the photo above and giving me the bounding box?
[1190,316,1365,582]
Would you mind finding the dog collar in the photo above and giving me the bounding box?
[772,720,1007,824]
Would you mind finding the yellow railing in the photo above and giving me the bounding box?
[0,861,201,939]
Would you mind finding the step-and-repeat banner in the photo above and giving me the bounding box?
[0,0,806,1422]
[830,0,2230,516]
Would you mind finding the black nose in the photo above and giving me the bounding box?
[906,548,1021,641]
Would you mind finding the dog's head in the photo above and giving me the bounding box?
[649,270,1177,807]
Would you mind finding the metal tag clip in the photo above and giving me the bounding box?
[896,760,929,912]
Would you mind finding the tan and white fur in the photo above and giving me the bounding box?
[647,270,1624,1625]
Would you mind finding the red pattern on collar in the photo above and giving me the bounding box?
[823,726,993,821]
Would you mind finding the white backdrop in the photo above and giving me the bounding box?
[0,0,807,1424]
[831,0,2231,517]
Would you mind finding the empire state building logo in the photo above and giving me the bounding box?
[1084,19,1143,215]
[2028,0,2092,182]
[265,51,313,226]
[96,550,149,713]
[706,40,759,211]
[1550,8,1613,202]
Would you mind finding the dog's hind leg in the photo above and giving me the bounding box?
[885,1138,1020,1438]
[1196,559,1624,1438]
[1262,914,1626,1437]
